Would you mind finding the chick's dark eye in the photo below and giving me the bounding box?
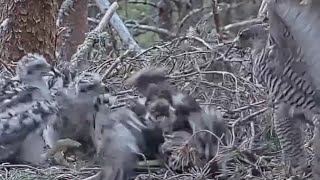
[34,64,44,69]
[79,88,87,92]
[86,84,96,91]
[102,98,109,104]
[239,33,249,40]
[27,70,32,74]
[80,84,96,92]
[104,86,110,93]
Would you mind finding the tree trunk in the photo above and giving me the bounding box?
[157,0,174,40]
[56,0,89,62]
[0,0,58,64]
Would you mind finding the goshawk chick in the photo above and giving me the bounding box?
[0,53,58,163]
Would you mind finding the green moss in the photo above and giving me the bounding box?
[135,31,160,48]
[115,1,162,47]
[117,1,149,19]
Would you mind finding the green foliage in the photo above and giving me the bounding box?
[265,126,281,151]
[117,1,148,20]
[135,31,160,48]
[117,1,160,47]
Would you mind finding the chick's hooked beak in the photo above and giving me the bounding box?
[39,64,55,77]
[50,67,64,77]
[41,71,53,77]
[101,82,110,93]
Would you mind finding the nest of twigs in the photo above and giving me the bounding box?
[0,19,315,180]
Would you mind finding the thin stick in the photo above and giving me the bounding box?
[102,49,130,79]
[95,0,143,54]
[69,2,119,69]
[95,2,119,32]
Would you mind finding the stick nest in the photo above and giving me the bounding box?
[0,23,314,180]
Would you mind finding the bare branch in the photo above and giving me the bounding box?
[95,0,143,54]
[70,2,119,70]
[177,8,205,32]
[96,2,119,32]
[126,24,176,38]
[258,0,269,18]
[223,18,264,31]
[56,0,75,27]
[102,50,130,79]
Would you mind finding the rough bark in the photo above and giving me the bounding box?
[0,0,58,64]
[57,0,89,62]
